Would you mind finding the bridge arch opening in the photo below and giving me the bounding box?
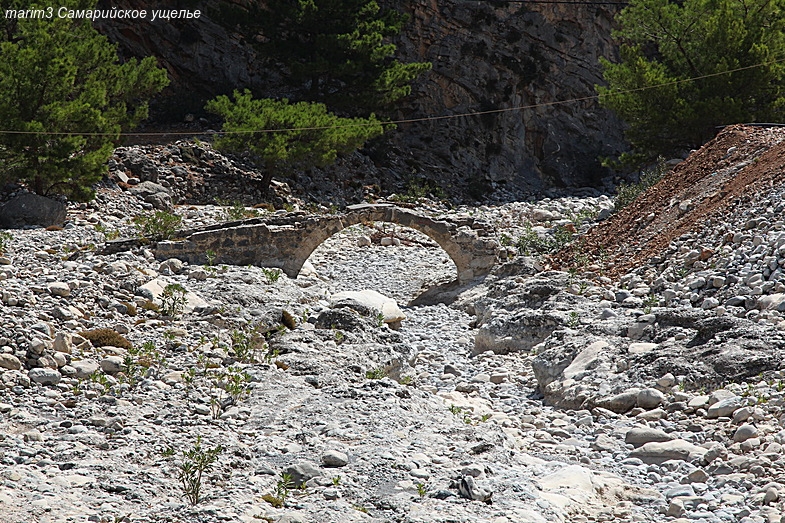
[303,222,459,304]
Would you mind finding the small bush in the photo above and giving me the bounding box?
[159,283,188,317]
[176,437,223,506]
[121,301,138,316]
[132,211,182,241]
[262,268,282,284]
[281,310,297,330]
[140,300,160,313]
[217,199,262,221]
[230,326,266,363]
[390,179,445,204]
[515,224,573,256]
[614,157,667,212]
[365,367,386,380]
[79,328,133,351]
[0,231,11,255]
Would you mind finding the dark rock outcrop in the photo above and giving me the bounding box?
[0,192,66,228]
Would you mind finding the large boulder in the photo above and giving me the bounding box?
[129,181,173,211]
[0,192,66,228]
[330,290,406,328]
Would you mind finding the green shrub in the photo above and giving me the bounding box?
[390,179,445,204]
[230,326,266,363]
[262,267,282,284]
[217,199,262,221]
[515,224,573,256]
[0,231,12,255]
[365,367,386,380]
[132,211,182,241]
[159,283,188,317]
[176,437,223,506]
[614,158,667,212]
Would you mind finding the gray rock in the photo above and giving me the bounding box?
[129,181,173,211]
[733,424,758,443]
[71,359,99,379]
[597,389,640,413]
[702,444,728,465]
[322,487,340,500]
[684,468,709,483]
[283,462,321,487]
[615,290,632,302]
[732,406,753,424]
[665,484,695,500]
[159,258,184,275]
[687,395,709,409]
[590,434,618,452]
[321,450,349,468]
[28,367,61,385]
[457,475,492,502]
[23,429,43,442]
[100,356,124,375]
[443,364,462,377]
[53,334,76,357]
[47,282,71,297]
[656,373,676,388]
[625,427,673,447]
[0,192,66,228]
[707,396,746,418]
[708,389,736,405]
[629,439,708,464]
[637,388,666,409]
[460,464,485,478]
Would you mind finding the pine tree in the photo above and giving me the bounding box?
[205,90,386,192]
[0,0,169,201]
[259,0,431,113]
[598,0,785,165]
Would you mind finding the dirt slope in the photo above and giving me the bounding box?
[566,125,785,276]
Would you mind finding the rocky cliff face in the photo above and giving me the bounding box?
[389,0,626,194]
[97,0,626,198]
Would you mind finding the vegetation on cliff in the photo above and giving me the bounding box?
[205,0,428,191]
[252,0,431,114]
[205,90,386,192]
[598,0,785,165]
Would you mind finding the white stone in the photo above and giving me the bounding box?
[47,282,71,297]
[322,450,349,467]
[629,342,658,354]
[330,289,406,324]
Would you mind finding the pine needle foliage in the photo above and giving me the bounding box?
[0,0,168,201]
[205,90,386,192]
[260,0,431,113]
[598,0,785,165]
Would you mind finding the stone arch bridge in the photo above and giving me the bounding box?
[154,204,502,284]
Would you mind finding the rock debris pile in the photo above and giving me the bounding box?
[3,125,785,522]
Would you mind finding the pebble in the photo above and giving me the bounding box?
[734,424,759,443]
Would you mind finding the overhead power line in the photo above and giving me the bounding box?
[0,56,784,137]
